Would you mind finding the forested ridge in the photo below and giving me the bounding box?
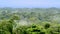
[0,7,60,34]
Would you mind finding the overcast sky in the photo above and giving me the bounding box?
[0,0,60,8]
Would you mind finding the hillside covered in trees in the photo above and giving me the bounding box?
[0,7,60,34]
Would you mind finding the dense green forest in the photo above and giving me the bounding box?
[0,7,60,34]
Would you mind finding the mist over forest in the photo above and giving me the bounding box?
[0,7,60,22]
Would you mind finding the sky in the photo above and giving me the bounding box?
[0,0,60,8]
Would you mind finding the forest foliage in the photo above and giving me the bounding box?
[0,7,60,34]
